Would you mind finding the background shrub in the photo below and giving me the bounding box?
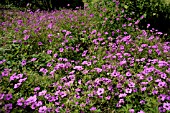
[0,0,84,11]
[119,0,170,41]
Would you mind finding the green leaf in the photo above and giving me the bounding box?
[124,5,128,9]
[153,13,156,16]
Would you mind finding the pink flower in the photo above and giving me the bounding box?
[158,81,167,88]
[47,50,52,54]
[55,90,60,96]
[34,87,40,92]
[48,34,53,38]
[5,94,12,100]
[82,61,88,65]
[152,90,158,95]
[147,24,150,28]
[129,109,135,113]
[111,70,119,77]
[135,20,140,24]
[30,58,37,62]
[82,70,89,74]
[0,93,5,100]
[59,48,64,52]
[91,30,97,34]
[17,97,25,106]
[23,35,30,40]
[97,88,104,96]
[23,30,28,34]
[50,70,55,76]
[25,95,37,105]
[60,91,67,98]
[119,93,127,98]
[128,82,135,88]
[17,74,23,78]
[82,50,88,57]
[126,71,132,77]
[53,53,58,58]
[38,90,47,96]
[125,88,132,94]
[36,101,43,107]
[21,60,26,66]
[19,77,27,83]
[47,62,52,67]
[87,62,91,66]
[94,68,102,73]
[38,42,43,45]
[39,68,48,75]
[14,83,21,89]
[105,32,108,35]
[141,87,146,92]
[39,106,47,113]
[163,102,170,110]
[47,23,53,29]
[106,96,111,100]
[90,107,96,111]
[73,66,84,71]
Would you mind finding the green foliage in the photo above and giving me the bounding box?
[0,0,84,11]
[119,0,170,41]
[0,1,170,113]
[86,0,170,41]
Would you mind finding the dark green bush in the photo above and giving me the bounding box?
[119,0,170,41]
[84,0,170,42]
[0,0,84,11]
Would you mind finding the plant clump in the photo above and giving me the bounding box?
[0,0,170,113]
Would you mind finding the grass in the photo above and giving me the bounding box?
[0,0,170,113]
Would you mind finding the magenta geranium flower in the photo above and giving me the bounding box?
[97,88,104,96]
[34,87,40,92]
[129,109,135,113]
[5,94,12,101]
[21,60,27,66]
[36,101,43,107]
[163,102,170,110]
[4,103,12,111]
[17,97,25,106]
[125,88,132,94]
[90,107,96,111]
[25,95,37,105]
[14,83,21,89]
[128,82,135,88]
[60,91,67,98]
[39,106,47,113]
[73,66,84,71]
[23,35,30,40]
[39,90,47,96]
[30,58,37,62]
[47,50,52,54]
[47,22,53,29]
[59,48,64,52]
[38,42,43,45]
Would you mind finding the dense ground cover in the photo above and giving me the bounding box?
[0,0,170,113]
